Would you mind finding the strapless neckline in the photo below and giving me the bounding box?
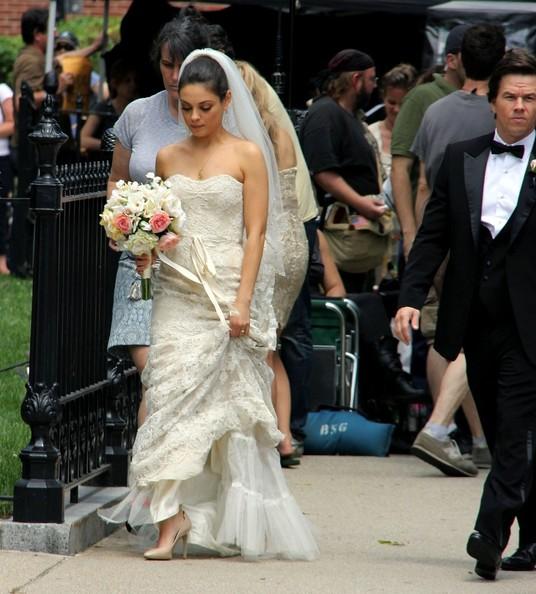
[167,172,244,186]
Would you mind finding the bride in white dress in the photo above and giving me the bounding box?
[99,49,319,562]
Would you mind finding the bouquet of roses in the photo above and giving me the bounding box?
[100,172,186,299]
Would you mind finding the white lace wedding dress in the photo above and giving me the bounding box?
[99,173,319,561]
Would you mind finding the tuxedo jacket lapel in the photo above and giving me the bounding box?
[464,145,490,247]
[510,143,536,247]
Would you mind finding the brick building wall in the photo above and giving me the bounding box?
[0,1,132,37]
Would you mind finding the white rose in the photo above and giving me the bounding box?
[107,190,126,207]
[162,196,184,219]
[170,211,186,234]
[99,208,115,231]
[123,230,159,255]
[99,210,125,242]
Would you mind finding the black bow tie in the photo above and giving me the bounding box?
[490,140,524,159]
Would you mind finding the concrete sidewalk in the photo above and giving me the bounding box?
[1,455,534,594]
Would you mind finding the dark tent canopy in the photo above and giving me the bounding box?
[110,0,536,106]
[165,0,443,14]
[109,0,438,103]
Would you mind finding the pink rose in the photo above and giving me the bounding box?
[113,213,133,234]
[158,232,180,252]
[149,211,171,234]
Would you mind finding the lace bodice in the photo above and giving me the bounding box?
[168,173,244,246]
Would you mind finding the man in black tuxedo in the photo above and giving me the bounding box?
[395,48,536,581]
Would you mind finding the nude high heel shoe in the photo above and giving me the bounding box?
[144,509,192,560]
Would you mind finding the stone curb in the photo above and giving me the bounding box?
[0,486,128,556]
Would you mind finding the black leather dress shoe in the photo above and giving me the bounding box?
[466,531,501,580]
[502,544,536,571]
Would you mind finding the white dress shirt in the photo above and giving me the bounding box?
[481,129,535,238]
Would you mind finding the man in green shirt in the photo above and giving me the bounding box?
[391,24,468,260]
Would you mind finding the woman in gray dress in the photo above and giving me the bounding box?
[107,17,209,423]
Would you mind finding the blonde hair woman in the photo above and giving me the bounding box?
[237,61,309,466]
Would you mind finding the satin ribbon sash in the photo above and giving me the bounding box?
[157,236,228,326]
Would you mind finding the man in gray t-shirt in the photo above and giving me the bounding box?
[412,90,494,189]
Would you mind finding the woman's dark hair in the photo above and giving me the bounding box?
[21,8,48,45]
[488,48,536,102]
[207,24,236,59]
[178,55,229,100]
[151,15,210,68]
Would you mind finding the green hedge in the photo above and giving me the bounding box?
[0,37,23,86]
[0,15,121,88]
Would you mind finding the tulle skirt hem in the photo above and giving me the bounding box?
[98,431,319,561]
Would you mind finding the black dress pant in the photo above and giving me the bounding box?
[464,309,536,550]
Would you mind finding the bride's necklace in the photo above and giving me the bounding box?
[196,149,219,180]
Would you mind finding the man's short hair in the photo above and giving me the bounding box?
[488,48,536,102]
[461,24,505,81]
[21,8,48,45]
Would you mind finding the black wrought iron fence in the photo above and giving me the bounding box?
[12,94,141,523]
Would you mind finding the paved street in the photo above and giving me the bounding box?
[1,455,534,594]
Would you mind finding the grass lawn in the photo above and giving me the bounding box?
[0,276,32,517]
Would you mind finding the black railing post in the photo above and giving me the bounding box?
[10,82,37,277]
[13,90,68,523]
[104,359,129,485]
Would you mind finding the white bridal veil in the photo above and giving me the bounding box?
[178,48,286,276]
